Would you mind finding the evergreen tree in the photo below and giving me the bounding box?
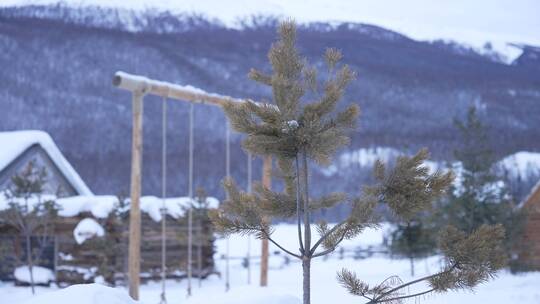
[0,161,59,294]
[210,21,506,304]
[435,106,525,268]
[388,218,437,276]
[84,195,127,285]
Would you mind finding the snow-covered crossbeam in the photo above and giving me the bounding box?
[113,71,249,107]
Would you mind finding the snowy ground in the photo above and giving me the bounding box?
[2,224,540,303]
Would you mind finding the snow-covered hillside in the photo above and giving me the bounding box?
[2,0,539,63]
[498,151,540,179]
[325,147,540,182]
[319,147,402,176]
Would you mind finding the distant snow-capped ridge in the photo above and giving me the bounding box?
[429,39,523,65]
[321,147,540,181]
[0,4,522,65]
[319,147,402,176]
[0,4,412,41]
[0,4,225,33]
[498,152,540,179]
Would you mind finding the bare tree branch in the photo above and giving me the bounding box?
[368,288,435,303]
[261,229,302,259]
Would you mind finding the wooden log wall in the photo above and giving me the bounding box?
[0,211,215,285]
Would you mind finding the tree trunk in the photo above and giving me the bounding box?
[302,257,311,304]
[260,156,272,287]
[302,152,311,251]
[53,236,58,285]
[301,152,311,304]
[25,234,35,295]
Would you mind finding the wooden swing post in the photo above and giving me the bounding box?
[128,89,144,300]
[112,71,272,299]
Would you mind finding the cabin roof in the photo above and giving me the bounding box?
[0,130,93,196]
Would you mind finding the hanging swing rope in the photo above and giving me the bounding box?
[159,95,168,304]
[225,122,231,292]
[246,152,252,285]
[197,202,203,289]
[187,103,194,297]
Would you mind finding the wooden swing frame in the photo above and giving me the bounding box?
[112,71,272,300]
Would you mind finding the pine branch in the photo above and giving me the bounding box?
[310,220,347,255]
[311,230,347,258]
[370,263,458,303]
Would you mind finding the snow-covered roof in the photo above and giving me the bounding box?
[0,130,93,196]
[0,194,220,221]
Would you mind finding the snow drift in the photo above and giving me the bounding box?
[20,283,137,304]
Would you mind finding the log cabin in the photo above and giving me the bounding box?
[519,179,540,270]
[0,195,217,285]
[0,130,216,285]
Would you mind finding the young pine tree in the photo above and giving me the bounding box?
[84,195,127,285]
[0,161,59,294]
[435,106,524,268]
[388,218,437,277]
[210,21,506,304]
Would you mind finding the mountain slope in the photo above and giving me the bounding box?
[3,0,540,64]
[1,6,539,198]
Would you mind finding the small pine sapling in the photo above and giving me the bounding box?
[0,161,59,294]
[388,218,437,277]
[84,195,127,285]
[210,21,507,304]
[436,106,524,268]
